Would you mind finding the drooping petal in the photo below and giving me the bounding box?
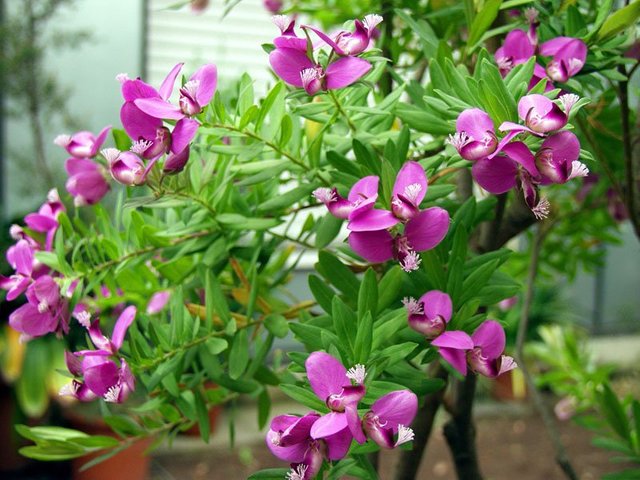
[420,290,453,324]
[9,303,58,337]
[324,427,353,460]
[302,25,346,55]
[269,48,315,87]
[325,56,372,90]
[65,351,83,377]
[404,207,450,252]
[10,240,33,276]
[346,404,366,444]
[392,161,427,206]
[134,97,184,120]
[82,360,120,397]
[431,330,474,350]
[120,102,163,140]
[111,306,136,351]
[190,63,218,107]
[266,430,308,463]
[171,118,200,154]
[438,347,468,376]
[305,351,348,400]
[348,230,394,263]
[159,63,184,100]
[310,412,348,439]
[502,142,539,177]
[471,320,506,359]
[371,390,418,430]
[472,155,518,194]
[348,209,398,232]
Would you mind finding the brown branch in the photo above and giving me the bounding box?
[393,364,448,480]
[514,225,579,480]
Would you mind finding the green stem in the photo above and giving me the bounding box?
[328,90,357,133]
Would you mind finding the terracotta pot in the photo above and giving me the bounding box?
[182,383,223,437]
[67,414,152,480]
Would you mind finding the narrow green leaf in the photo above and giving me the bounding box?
[468,0,502,47]
[598,1,640,40]
[358,269,378,319]
[228,329,249,380]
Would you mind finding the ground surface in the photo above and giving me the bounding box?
[150,407,623,480]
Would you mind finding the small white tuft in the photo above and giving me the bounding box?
[103,385,122,403]
[74,196,87,208]
[101,148,121,164]
[346,364,367,385]
[568,161,589,180]
[312,187,336,204]
[402,296,423,316]
[447,132,472,152]
[363,13,383,31]
[286,464,308,480]
[524,7,539,23]
[47,189,60,203]
[115,73,130,83]
[9,224,23,240]
[272,15,290,33]
[559,94,579,114]
[395,425,415,447]
[59,382,79,397]
[532,198,550,220]
[400,250,422,272]
[496,56,513,72]
[54,134,71,147]
[74,311,92,328]
[568,58,584,75]
[300,68,319,88]
[130,140,152,156]
[181,79,200,98]
[403,183,422,204]
[37,300,49,314]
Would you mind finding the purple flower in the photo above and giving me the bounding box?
[535,131,588,185]
[23,189,65,251]
[54,126,111,158]
[539,37,587,83]
[9,275,69,339]
[266,412,351,479]
[272,15,307,51]
[471,142,550,219]
[305,352,366,444]
[134,63,218,119]
[348,207,450,272]
[494,29,536,75]
[448,109,499,161]
[361,390,417,449]
[60,306,137,403]
[303,14,383,56]
[102,148,149,186]
[431,320,517,378]
[403,290,452,339]
[500,94,579,135]
[269,47,372,95]
[65,158,110,206]
[313,175,379,221]
[146,290,171,314]
[0,239,34,301]
[263,0,283,14]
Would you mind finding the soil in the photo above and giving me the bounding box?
[150,411,628,480]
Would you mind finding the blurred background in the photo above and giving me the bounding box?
[0,1,639,479]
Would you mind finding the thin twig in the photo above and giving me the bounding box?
[514,224,579,480]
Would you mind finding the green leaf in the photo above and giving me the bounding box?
[353,312,373,363]
[598,1,640,40]
[204,337,228,355]
[332,296,357,356]
[205,273,231,325]
[248,468,291,479]
[228,329,250,380]
[459,259,501,304]
[257,389,271,430]
[467,0,502,48]
[19,445,86,461]
[315,214,344,249]
[377,266,403,312]
[395,103,453,135]
[264,314,289,338]
[358,269,378,319]
[308,275,336,313]
[194,389,211,443]
[602,469,640,480]
[279,384,328,412]
[258,184,316,212]
[598,383,632,442]
[316,251,360,299]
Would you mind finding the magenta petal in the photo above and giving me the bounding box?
[502,142,539,177]
[11,240,34,276]
[438,347,468,376]
[65,351,83,376]
[111,305,136,350]
[456,108,495,140]
[539,37,585,61]
[371,390,418,430]
[348,176,379,202]
[498,121,534,136]
[431,330,474,349]
[146,291,170,314]
[83,361,119,397]
[302,25,346,55]
[346,405,365,444]
[159,63,184,100]
[541,131,580,165]
[87,320,111,353]
[121,79,158,102]
[310,412,348,439]
[348,209,398,232]
[348,230,394,263]
[404,207,450,252]
[305,351,347,400]
[325,56,372,90]
[134,97,184,120]
[324,427,353,460]
[502,29,535,61]
[171,118,199,154]
[471,320,506,359]
[420,290,452,323]
[273,35,307,51]
[9,303,57,337]
[191,63,218,107]
[120,102,162,140]
[392,161,427,205]
[266,430,307,462]
[518,94,554,120]
[24,213,57,233]
[472,156,517,194]
[269,48,314,87]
